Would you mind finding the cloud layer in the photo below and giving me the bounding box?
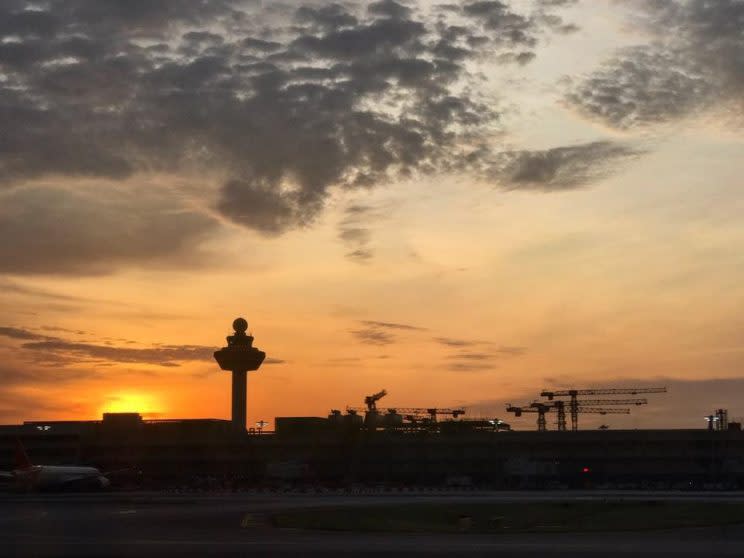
[0,0,582,246]
[567,1,744,128]
[488,141,642,191]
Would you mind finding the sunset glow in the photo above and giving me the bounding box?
[1,0,743,431]
[99,392,166,418]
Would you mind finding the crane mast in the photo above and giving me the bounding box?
[540,387,666,431]
[508,402,632,431]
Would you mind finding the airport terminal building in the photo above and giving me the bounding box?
[2,412,744,490]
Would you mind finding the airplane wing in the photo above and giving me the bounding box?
[0,471,14,480]
[58,473,107,488]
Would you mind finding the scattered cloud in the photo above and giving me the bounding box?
[497,346,527,356]
[434,336,481,347]
[0,0,584,261]
[350,318,426,345]
[350,327,396,346]
[360,320,427,331]
[566,1,744,129]
[20,339,217,367]
[264,357,286,365]
[0,326,49,341]
[337,204,382,263]
[488,141,643,191]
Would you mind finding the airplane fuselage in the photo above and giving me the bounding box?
[13,465,110,490]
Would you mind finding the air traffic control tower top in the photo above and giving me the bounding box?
[214,318,266,430]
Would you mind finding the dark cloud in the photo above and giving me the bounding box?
[434,336,481,347]
[496,346,527,356]
[360,320,427,331]
[0,0,583,263]
[0,279,88,302]
[368,0,412,20]
[488,141,642,191]
[0,326,48,341]
[1,324,220,367]
[264,357,286,365]
[0,185,218,274]
[350,327,396,345]
[21,339,217,367]
[567,0,744,128]
[295,4,359,31]
[447,361,495,372]
[443,345,525,372]
[350,318,426,344]
[337,203,384,263]
[437,335,526,372]
[462,2,537,48]
[242,37,283,51]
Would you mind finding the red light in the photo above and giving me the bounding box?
[582,467,590,473]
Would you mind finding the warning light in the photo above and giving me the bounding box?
[582,467,591,473]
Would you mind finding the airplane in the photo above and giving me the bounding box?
[0,439,111,491]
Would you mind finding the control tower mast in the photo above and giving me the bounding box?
[213,318,266,430]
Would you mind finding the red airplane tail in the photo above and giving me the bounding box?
[14,439,32,470]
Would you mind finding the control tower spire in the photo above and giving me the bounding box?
[213,318,266,430]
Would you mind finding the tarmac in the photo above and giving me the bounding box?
[3,491,744,557]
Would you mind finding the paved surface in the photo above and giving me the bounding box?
[3,491,744,557]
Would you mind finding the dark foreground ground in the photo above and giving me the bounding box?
[3,491,744,557]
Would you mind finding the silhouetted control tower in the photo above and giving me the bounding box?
[213,318,266,430]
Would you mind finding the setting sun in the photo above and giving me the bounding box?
[100,392,165,418]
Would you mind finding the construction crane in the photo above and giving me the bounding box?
[541,388,667,399]
[540,387,666,431]
[506,403,552,432]
[507,403,631,432]
[363,389,387,412]
[572,398,648,406]
[393,407,466,422]
[542,399,646,431]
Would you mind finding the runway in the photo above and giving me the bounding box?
[3,491,744,557]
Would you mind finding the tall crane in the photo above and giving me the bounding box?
[507,403,631,432]
[554,399,646,431]
[507,403,552,432]
[363,389,387,412]
[540,388,666,431]
[572,399,648,406]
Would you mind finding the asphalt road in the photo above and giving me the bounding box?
[3,491,744,557]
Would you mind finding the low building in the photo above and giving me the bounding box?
[2,413,744,489]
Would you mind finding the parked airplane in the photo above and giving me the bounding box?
[0,439,110,491]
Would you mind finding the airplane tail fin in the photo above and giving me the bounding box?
[14,439,32,470]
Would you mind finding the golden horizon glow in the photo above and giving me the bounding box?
[99,392,167,418]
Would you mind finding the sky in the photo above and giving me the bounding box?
[1,0,743,431]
